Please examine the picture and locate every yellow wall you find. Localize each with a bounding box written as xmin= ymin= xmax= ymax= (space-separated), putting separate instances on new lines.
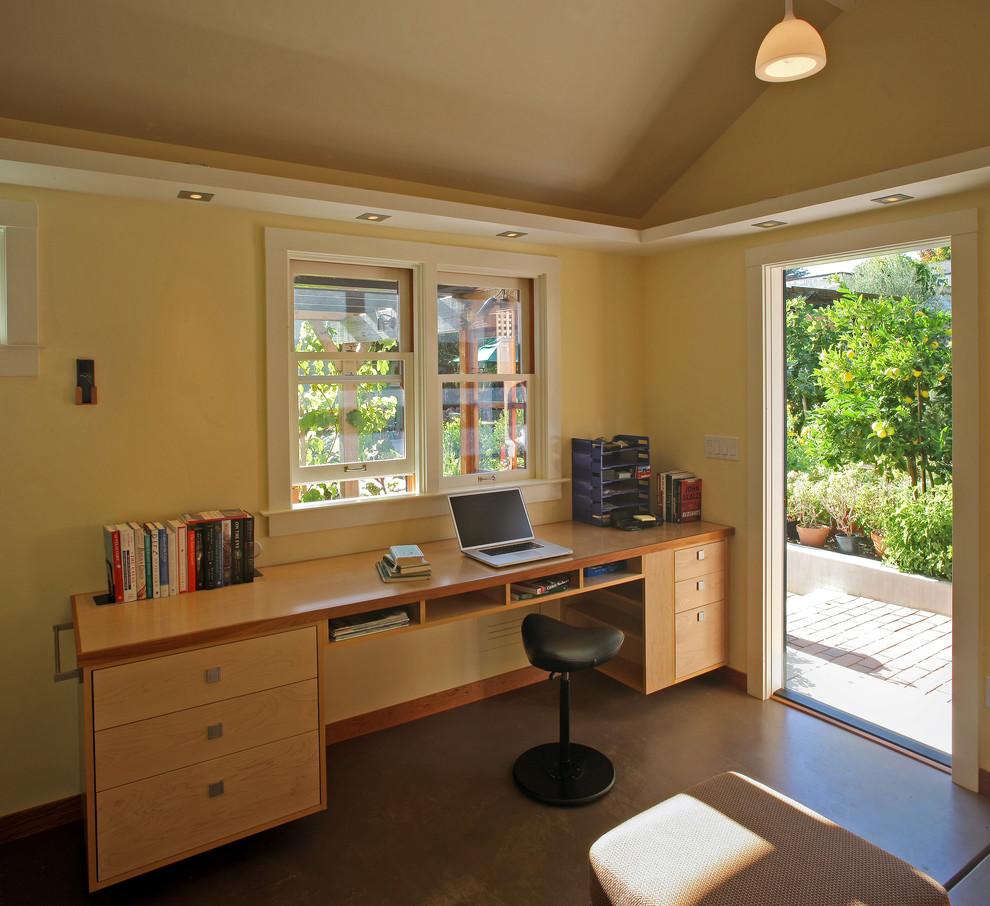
xmin=643 ymin=188 xmax=990 ymax=778
xmin=0 ymin=182 xmax=643 ymax=816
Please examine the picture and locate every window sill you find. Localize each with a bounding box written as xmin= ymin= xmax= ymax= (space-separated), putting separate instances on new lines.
xmin=264 ymin=478 xmax=569 ymax=537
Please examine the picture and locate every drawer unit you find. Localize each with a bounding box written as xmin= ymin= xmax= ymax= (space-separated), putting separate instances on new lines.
xmin=93 ymin=628 xmax=317 ymax=730
xmin=673 ymin=541 xmax=724 ymax=583
xmin=96 ymin=731 xmax=321 ymax=880
xmin=94 ymin=679 xmax=319 ymax=790
xmin=675 ymin=601 xmax=726 ymax=679
xmin=86 ymin=625 xmax=325 ymax=889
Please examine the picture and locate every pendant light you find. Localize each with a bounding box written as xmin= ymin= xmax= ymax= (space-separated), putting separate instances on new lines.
xmin=755 ymin=0 xmax=826 ymax=82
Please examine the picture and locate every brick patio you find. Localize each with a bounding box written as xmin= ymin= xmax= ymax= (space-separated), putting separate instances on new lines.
xmin=785 ymin=587 xmax=952 ymax=755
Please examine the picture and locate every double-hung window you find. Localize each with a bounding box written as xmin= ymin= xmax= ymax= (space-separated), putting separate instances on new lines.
xmin=265 ymin=228 xmax=561 ymax=534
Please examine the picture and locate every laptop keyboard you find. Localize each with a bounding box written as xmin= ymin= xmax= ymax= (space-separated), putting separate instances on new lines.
xmin=484 ymin=541 xmax=541 ymax=556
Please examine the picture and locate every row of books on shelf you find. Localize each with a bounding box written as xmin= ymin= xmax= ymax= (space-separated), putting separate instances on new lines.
xmin=657 ymin=471 xmax=702 ymax=523
xmin=375 ymin=544 xmax=432 ymax=582
xmin=102 ymin=509 xmax=255 ymax=603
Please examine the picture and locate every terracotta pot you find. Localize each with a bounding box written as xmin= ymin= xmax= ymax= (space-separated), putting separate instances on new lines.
xmin=871 ymin=530 xmax=886 ymax=558
xmin=796 ymin=525 xmax=830 ymax=548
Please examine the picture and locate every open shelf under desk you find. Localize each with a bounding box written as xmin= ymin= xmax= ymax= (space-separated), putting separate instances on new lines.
xmin=565 ymin=592 xmax=645 ymax=642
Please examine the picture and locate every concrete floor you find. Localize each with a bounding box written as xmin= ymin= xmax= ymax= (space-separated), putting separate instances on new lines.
xmin=2 ymin=673 xmax=989 ymax=905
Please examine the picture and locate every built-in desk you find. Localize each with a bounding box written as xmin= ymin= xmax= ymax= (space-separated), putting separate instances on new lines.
xmin=72 ymin=519 xmax=732 ymax=890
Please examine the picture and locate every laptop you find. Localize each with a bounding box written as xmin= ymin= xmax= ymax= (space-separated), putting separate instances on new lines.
xmin=447 ymin=487 xmax=573 ymax=568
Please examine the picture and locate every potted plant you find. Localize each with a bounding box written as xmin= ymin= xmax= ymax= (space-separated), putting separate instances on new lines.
xmin=788 ymin=472 xmax=829 ymax=547
xmin=855 ymin=471 xmax=904 ymax=559
xmin=821 ymin=467 xmax=862 ymax=554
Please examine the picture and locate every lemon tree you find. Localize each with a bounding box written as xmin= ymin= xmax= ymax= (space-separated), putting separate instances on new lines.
xmin=800 ymin=288 xmax=952 ymax=489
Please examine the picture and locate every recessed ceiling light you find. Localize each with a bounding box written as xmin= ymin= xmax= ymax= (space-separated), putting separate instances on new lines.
xmin=177 ymin=190 xmax=214 ymax=202
xmin=752 ymin=220 xmax=787 ymax=229
xmin=871 ymin=193 xmax=914 ymax=205
xmin=496 ymin=230 xmax=528 ymax=238
xmin=356 ymin=212 xmax=391 ymax=222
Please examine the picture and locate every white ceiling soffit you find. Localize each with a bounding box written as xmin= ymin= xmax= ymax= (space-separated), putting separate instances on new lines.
xmin=1 ymin=138 xmax=989 ymax=254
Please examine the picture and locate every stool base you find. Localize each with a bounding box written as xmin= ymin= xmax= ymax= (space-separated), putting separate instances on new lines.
xmin=513 ymin=743 xmax=615 ymax=805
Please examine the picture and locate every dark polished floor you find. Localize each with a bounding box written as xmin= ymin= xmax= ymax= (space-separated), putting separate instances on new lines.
xmin=3 ymin=672 xmax=990 ymax=905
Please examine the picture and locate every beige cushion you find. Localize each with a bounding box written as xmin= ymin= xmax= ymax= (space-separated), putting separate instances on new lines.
xmin=590 ymin=772 xmax=950 ymax=906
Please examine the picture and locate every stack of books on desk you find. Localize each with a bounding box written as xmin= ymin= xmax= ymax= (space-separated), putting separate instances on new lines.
xmin=329 ymin=607 xmax=411 ymax=641
xmin=375 ymin=544 xmax=432 ymax=582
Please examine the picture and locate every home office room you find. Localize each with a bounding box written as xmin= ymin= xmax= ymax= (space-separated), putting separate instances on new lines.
xmin=2 ymin=1 xmax=990 ymax=903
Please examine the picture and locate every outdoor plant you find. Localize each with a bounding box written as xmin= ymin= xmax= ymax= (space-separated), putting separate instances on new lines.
xmin=820 ymin=467 xmax=862 ymax=536
xmin=786 ymin=472 xmax=828 ymax=527
xmin=882 ymin=484 xmax=953 ymax=581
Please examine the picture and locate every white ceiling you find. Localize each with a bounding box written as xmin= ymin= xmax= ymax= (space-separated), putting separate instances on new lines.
xmin=0 ymin=0 xmax=858 ymax=221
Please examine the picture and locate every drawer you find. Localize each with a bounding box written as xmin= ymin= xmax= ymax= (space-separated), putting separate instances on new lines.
xmin=674 ymin=601 xmax=725 ymax=679
xmin=95 ymin=679 xmax=319 ymax=791
xmin=674 ymin=570 xmax=724 ymax=613
xmin=673 ymin=541 xmax=723 ymax=582
xmin=96 ymin=731 xmax=321 ymax=882
xmin=93 ymin=626 xmax=317 ymax=730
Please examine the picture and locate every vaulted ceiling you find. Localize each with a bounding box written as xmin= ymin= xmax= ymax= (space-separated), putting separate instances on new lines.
xmin=0 ymin=0 xmax=862 ymax=224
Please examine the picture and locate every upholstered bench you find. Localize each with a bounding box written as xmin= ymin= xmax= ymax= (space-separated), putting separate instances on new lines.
xmin=589 ymin=772 xmax=950 ymax=906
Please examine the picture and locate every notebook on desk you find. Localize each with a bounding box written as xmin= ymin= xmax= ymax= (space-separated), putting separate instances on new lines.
xmin=447 ymin=487 xmax=573 ymax=568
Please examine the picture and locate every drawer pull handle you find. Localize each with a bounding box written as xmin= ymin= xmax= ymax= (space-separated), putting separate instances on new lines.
xmin=697 ymin=611 xmax=706 ymax=622
xmin=207 ymin=722 xmax=224 ymax=740
xmin=205 ymin=667 xmax=222 ymax=684
xmin=208 ymin=780 xmax=225 ymax=798
xmin=697 ymin=550 xmax=706 ymax=560
xmin=697 ymin=580 xmax=705 ymax=591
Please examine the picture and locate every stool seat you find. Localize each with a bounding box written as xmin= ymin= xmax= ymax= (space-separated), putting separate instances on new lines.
xmin=514 ymin=613 xmax=624 ymax=805
xmin=521 ymin=613 xmax=624 ymax=674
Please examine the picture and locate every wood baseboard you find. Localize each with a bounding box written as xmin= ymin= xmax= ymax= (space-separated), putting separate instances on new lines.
xmin=0 ymin=795 xmax=83 ymax=845
xmin=717 ymin=665 xmax=748 ymax=692
xmin=326 ymin=665 xmax=545 ymax=744
xmin=980 ymin=768 xmax=990 ymax=798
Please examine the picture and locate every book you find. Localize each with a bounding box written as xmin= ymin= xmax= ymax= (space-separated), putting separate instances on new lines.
xmin=384 ymin=544 xmax=427 ymax=568
xmin=510 ymin=574 xmax=570 ymax=597
xmin=224 ymin=510 xmax=244 ymax=584
xmin=241 ymin=511 xmax=255 ymax=583
xmin=165 ymin=521 xmax=179 ymax=596
xmin=378 ymin=558 xmax=432 ymax=578
xmin=143 ymin=522 xmax=160 ymax=598
xmin=116 ymin=523 xmax=138 ymax=602
xmin=169 ymin=518 xmax=188 ymax=593
xmin=128 ymin=521 xmax=148 ymax=600
xmin=154 ymin=522 xmax=169 ymax=597
xmin=329 ymin=607 xmax=411 ymax=640
xmin=376 ymin=560 xmax=430 ymax=583
xmin=675 ymin=477 xmax=703 ymax=523
xmin=103 ymin=524 xmax=123 ymax=603
xmin=659 ymin=470 xmax=694 ymax=523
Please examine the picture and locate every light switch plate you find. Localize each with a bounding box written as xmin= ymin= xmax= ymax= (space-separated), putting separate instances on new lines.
xmin=704 ymin=435 xmax=739 ymax=460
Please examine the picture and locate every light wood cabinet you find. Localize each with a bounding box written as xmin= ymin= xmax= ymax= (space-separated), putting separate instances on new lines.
xmin=80 ymin=625 xmax=325 ymax=890
xmin=73 ymin=519 xmax=730 ymax=891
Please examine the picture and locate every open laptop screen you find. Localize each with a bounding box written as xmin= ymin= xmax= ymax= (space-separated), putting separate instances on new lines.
xmin=448 ymin=488 xmax=534 ymax=550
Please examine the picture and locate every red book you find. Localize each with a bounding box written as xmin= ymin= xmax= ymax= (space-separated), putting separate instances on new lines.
xmin=103 ymin=524 xmax=123 ymax=603
xmin=678 ymin=478 xmax=703 ymax=522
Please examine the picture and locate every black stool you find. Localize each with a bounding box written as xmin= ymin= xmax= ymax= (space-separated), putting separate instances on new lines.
xmin=513 ymin=612 xmax=624 ymax=805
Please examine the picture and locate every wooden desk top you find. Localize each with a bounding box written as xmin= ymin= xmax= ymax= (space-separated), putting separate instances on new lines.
xmin=72 ymin=520 xmax=733 ymax=667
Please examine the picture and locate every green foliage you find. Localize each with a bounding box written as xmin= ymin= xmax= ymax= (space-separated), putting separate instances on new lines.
xmin=842 ymin=253 xmax=947 ymax=308
xmin=787 ymin=472 xmax=828 ymax=527
xmin=819 ymin=466 xmax=863 ymax=535
xmin=785 ymin=296 xmax=837 ymax=439
xmin=882 ymin=485 xmax=953 ymax=580
xmin=800 ymin=288 xmax=952 ymax=487
xmin=441 ymin=410 xmax=523 ymax=477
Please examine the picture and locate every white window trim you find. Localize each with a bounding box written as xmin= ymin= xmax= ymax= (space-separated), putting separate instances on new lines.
xmin=264 ymin=227 xmax=563 ymax=536
xmin=745 ymin=209 xmax=979 ymax=791
xmin=0 ymin=200 xmax=41 ymax=376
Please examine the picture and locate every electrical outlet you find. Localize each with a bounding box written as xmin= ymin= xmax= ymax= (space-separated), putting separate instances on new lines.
xmin=704 ymin=435 xmax=740 ymax=460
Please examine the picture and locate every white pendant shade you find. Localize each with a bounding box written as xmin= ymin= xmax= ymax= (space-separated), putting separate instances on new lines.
xmin=756 ymin=1 xmax=826 ymax=82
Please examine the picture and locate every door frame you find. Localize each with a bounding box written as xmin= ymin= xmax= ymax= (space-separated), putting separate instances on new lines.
xmin=744 ymin=210 xmax=979 ymax=791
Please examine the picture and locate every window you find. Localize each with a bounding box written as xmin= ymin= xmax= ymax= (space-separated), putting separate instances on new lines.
xmin=0 ymin=200 xmax=40 ymax=376
xmin=265 ymin=228 xmax=562 ymax=534
xmin=438 ymin=274 xmax=533 ymax=483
